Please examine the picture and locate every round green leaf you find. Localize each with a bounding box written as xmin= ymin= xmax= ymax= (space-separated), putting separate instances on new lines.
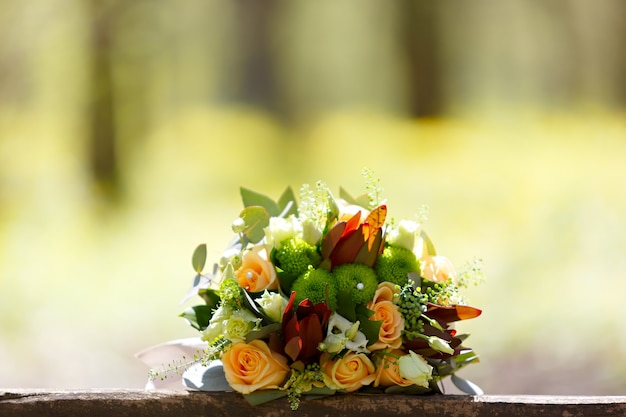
xmin=192 ymin=244 xmax=207 ymax=273
xmin=240 ymin=206 xmax=270 ymax=243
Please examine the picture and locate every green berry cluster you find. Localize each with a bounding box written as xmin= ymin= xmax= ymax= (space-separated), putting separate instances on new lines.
xmin=284 ymin=363 xmax=324 ymax=410
xmin=396 ymin=280 xmax=429 ymax=341
xmin=374 ymin=245 xmax=420 ymax=286
xmin=219 ymin=277 xmax=244 ymax=310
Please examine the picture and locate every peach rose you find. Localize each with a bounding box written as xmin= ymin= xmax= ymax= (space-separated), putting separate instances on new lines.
xmin=420 ymin=255 xmax=457 ymax=285
xmin=367 ymin=282 xmax=404 ymax=351
xmin=235 ymin=245 xmax=278 ymax=292
xmin=320 ymin=352 xmax=376 ymax=392
xmin=374 ymin=349 xmax=413 ymax=387
xmin=336 ymin=199 xmax=370 ymax=223
xmin=221 ymin=340 xmax=290 ymax=394
xmin=371 ymin=281 xmax=398 ymax=304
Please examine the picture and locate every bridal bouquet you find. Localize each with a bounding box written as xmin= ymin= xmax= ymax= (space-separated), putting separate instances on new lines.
xmin=150 ymin=171 xmax=483 ymax=409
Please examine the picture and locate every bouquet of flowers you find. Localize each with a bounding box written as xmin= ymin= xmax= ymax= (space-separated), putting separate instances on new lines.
xmin=148 ymin=172 xmax=483 ymax=409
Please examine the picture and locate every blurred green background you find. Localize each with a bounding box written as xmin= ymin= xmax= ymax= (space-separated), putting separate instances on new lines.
xmin=1 ymin=0 xmax=625 ymax=394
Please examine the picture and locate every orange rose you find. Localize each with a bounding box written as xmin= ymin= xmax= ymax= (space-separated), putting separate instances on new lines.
xmin=320 ymin=352 xmax=376 ymax=392
xmin=367 ymin=282 xmax=404 ymax=351
xmin=221 ymin=340 xmax=290 ymax=394
xmin=235 ymin=245 xmax=278 ymax=292
xmin=373 ymin=349 xmax=413 ymax=387
xmin=420 ymin=255 xmax=457 ymax=285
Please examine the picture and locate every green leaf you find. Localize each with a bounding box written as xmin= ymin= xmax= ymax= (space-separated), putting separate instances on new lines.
xmin=198 ymin=288 xmax=221 ymax=310
xmin=191 ymin=244 xmax=207 ymax=273
xmin=240 ymin=187 xmax=280 ymax=216
xmin=245 ymin=323 xmax=282 ymax=343
xmin=356 ymin=304 xmax=382 ymax=346
xmin=240 ymin=206 xmax=271 ymax=243
xmin=335 ymin=289 xmax=357 ymax=322
xmin=453 ymin=350 xmax=480 ymax=369
xmin=243 ymin=389 xmax=288 ymax=406
xmin=384 ymin=384 xmax=432 ymax=395
xmin=420 ymin=231 xmax=437 ymax=256
xmin=278 ymin=186 xmax=298 ymax=217
xmin=180 ymin=304 xmax=213 ymax=331
xmin=339 ymin=187 xmax=358 ymax=205
xmin=240 ymin=285 xmax=274 ymax=325
xmin=303 ymin=386 xmax=336 ymax=399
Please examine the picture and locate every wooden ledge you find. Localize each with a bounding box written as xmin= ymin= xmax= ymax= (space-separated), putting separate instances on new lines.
xmin=2 ymin=389 xmax=625 ymax=417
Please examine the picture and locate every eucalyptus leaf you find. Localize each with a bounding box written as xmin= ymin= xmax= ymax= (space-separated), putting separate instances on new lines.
xmin=339 ymin=187 xmax=358 ymax=205
xmin=240 ymin=206 xmax=270 ymax=243
xmin=180 ymin=273 xmax=211 ymax=304
xmin=277 ymin=186 xmax=298 ymax=217
xmin=191 ymin=244 xmax=207 ymax=273
xmin=240 ymin=187 xmax=281 ymax=216
xmin=451 ymin=374 xmax=484 ymax=395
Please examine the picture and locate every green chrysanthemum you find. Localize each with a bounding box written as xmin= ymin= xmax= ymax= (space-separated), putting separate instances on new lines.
xmin=374 ymin=245 xmax=419 ymax=286
xmin=291 ymin=268 xmax=337 ymax=310
xmin=274 ymin=238 xmax=321 ymax=278
xmin=333 ymin=263 xmax=378 ymax=305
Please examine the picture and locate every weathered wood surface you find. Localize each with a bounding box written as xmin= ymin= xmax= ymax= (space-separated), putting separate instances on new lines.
xmin=1 ymin=389 xmax=625 ymax=417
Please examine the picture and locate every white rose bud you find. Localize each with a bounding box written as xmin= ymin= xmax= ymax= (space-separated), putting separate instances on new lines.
xmin=231 ymin=217 xmax=246 ymax=234
xmin=398 ymin=351 xmax=433 ymax=388
xmin=427 ymin=336 xmax=454 ymax=355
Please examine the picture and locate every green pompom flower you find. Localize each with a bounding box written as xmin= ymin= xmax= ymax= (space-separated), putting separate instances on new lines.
xmin=274 ymin=238 xmax=322 ymax=278
xmin=374 ymin=245 xmax=419 ymax=286
xmin=291 ymin=268 xmax=337 ymax=310
xmin=333 ymin=263 xmax=378 ymax=305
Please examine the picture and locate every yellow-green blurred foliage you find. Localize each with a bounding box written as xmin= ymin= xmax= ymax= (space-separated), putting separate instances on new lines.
xmin=1 ymin=0 xmax=625 ymax=394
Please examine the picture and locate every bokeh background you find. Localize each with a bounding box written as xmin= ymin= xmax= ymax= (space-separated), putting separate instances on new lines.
xmin=1 ymin=0 xmax=625 ymax=394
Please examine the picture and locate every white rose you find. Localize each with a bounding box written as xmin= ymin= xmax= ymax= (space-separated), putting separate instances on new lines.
xmin=301 ymin=218 xmax=322 ymax=246
xmin=387 ymin=219 xmax=420 ymax=251
xmin=264 ymin=216 xmax=302 ymax=250
xmin=255 ymin=290 xmax=288 ymax=323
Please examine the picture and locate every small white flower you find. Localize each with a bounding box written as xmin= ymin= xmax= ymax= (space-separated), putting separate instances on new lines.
xmin=321 ymin=313 xmax=369 ymax=354
xmin=223 ymin=309 xmax=260 ymax=342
